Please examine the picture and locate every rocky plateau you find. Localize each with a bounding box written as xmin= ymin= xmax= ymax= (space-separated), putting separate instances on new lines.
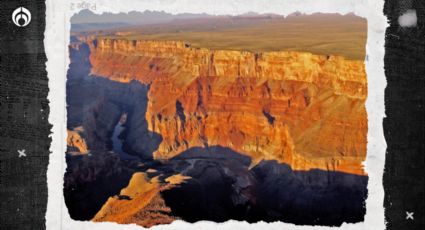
xmin=65 ymin=35 xmax=368 ymax=227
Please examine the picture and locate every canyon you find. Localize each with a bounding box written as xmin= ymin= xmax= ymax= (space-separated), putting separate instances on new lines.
xmin=85 ymin=37 xmax=367 ymax=175
xmin=65 ymin=30 xmax=368 ymax=227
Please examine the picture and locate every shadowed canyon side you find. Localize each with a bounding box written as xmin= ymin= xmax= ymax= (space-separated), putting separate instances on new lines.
xmin=65 ymin=13 xmax=368 ymax=228
xmin=84 ymin=38 xmax=367 ymax=175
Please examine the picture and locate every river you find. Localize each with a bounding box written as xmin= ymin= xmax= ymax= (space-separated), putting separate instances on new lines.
xmin=111 ymin=113 xmax=140 ymax=161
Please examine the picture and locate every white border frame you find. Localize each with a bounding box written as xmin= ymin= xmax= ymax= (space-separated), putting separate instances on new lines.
xmin=45 ymin=0 xmax=387 ymax=229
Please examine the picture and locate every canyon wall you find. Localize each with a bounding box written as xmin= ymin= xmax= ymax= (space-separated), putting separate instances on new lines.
xmin=67 ymin=128 xmax=88 ymax=154
xmin=84 ymin=37 xmax=367 ymax=175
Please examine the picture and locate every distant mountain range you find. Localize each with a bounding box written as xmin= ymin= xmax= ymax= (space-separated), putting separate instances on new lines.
xmin=71 ymin=10 xmax=213 ymax=31
xmin=71 ymin=10 xmax=358 ymax=32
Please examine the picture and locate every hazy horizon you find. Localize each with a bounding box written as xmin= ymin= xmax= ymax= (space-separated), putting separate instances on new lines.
xmin=70 ymin=10 xmax=366 ymax=60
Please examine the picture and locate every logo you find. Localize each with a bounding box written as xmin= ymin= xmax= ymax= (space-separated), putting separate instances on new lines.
xmin=12 ymin=7 xmax=31 ymax=27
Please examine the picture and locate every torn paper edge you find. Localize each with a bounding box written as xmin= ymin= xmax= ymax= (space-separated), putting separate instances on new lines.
xmin=45 ymin=0 xmax=388 ymax=229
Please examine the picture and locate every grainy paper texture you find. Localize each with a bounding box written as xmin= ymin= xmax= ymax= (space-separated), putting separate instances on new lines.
xmin=383 ymin=0 xmax=424 ymax=229
xmin=0 ymin=1 xmax=50 ymax=230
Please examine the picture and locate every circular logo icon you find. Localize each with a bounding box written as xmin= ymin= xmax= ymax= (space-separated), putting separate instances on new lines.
xmin=12 ymin=7 xmax=31 ymax=27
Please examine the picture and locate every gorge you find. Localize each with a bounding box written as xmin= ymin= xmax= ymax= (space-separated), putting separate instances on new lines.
xmin=65 ymin=31 xmax=368 ymax=227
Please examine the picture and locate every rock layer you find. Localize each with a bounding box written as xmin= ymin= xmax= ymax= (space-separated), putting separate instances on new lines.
xmin=82 ymin=37 xmax=367 ymax=175
xmin=67 ymin=127 xmax=88 ymax=154
xmin=92 ymin=172 xmax=180 ymax=227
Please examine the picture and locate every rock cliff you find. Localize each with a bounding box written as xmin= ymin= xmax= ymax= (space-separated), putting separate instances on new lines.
xmin=66 ymin=127 xmax=88 ymax=154
xmin=83 ymin=37 xmax=367 ymax=175
xmin=92 ymin=172 xmax=179 ymax=227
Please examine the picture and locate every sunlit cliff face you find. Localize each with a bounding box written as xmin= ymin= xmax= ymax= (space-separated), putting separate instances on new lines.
xmin=65 ymin=32 xmax=368 ymax=226
xmin=84 ymin=38 xmax=367 ymax=175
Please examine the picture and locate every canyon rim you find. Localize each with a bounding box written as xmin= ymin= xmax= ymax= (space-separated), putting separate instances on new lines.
xmin=64 ymin=11 xmax=368 ymax=228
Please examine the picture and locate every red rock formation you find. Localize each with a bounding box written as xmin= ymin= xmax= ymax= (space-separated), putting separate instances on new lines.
xmin=67 ymin=127 xmax=89 ymax=154
xmin=92 ymin=172 xmax=189 ymax=227
xmin=85 ymin=38 xmax=367 ymax=175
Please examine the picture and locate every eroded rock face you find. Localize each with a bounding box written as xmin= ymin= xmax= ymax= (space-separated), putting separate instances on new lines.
xmin=65 ymin=38 xmax=368 ymax=226
xmin=67 ymin=128 xmax=89 ymax=154
xmin=159 ymin=147 xmax=367 ymax=225
xmin=64 ymin=153 xmax=136 ymax=220
xmin=85 ymin=38 xmax=367 ymax=175
xmin=89 ymin=147 xmax=367 ymax=227
xmin=92 ymin=172 xmax=179 ymax=227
